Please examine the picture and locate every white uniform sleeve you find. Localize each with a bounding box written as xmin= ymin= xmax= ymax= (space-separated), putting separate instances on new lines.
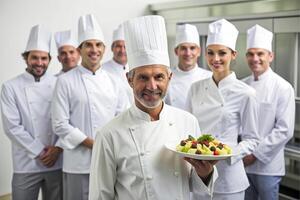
xmin=51 ymin=77 xmax=87 ymax=149
xmin=89 ymin=128 xmax=116 ymax=200
xmin=0 ymin=83 xmax=44 ymax=158
xmin=254 ymin=87 xmax=295 ymax=164
xmin=190 ymin=166 xmax=218 ymax=198
xmin=230 ymin=92 xmax=260 ymax=165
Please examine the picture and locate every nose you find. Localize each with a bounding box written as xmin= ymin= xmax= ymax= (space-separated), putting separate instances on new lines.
xmin=146 ymin=78 xmax=158 ymax=90
xmin=37 ymin=58 xmax=43 ymax=65
xmin=213 ymin=54 xmax=220 ymax=61
xmin=252 ymin=54 xmax=260 ymax=61
xmin=185 ymin=48 xmax=191 ymax=56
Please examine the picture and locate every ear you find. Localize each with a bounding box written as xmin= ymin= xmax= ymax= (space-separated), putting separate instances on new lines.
xmin=232 ymin=50 xmax=238 ymax=60
xmin=169 ymin=72 xmax=173 ymax=81
xmin=126 ymin=72 xmax=134 ymax=88
xmin=269 ymin=52 xmax=274 ymax=62
xmin=174 ymin=47 xmax=179 ymax=56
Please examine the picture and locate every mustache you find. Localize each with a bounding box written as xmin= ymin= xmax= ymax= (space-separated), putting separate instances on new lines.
xmin=142 ymin=89 xmax=161 ymax=95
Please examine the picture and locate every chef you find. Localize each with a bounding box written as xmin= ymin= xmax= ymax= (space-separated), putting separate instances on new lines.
xmin=51 ymin=14 xmax=130 ymax=200
xmin=186 ymin=19 xmax=260 ymax=200
xmin=89 ymin=15 xmax=218 ymax=200
xmin=1 ymin=24 xmax=62 ymax=200
xmin=54 ymin=29 xmax=80 ymax=76
xmin=243 ymin=24 xmax=295 ymax=200
xmin=102 ymin=24 xmax=133 ymax=103
xmin=165 ymin=24 xmax=211 ymax=110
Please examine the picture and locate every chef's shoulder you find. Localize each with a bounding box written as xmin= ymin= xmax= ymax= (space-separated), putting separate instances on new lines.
xmin=188 ymin=77 xmax=211 ymax=95
xmin=55 ymin=67 xmax=81 ymax=85
xmin=95 ymin=108 xmax=131 ymax=139
xmin=234 ymin=79 xmax=256 ymax=98
xmin=272 ymin=72 xmax=294 ymax=93
xmin=164 ymin=104 xmax=199 ymax=125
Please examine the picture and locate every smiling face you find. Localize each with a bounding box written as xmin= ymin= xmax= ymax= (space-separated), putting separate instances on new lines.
xmin=246 ymin=48 xmax=273 ymax=78
xmin=112 ymin=40 xmax=127 ymax=66
xmin=127 ymin=65 xmax=171 ymax=111
xmin=25 ymin=50 xmax=50 ymax=78
xmin=57 ymin=45 xmax=80 ymax=72
xmin=175 ymin=42 xmax=201 ymax=71
xmin=206 ymin=44 xmax=236 ymax=77
xmin=79 ymin=39 xmax=105 ymax=71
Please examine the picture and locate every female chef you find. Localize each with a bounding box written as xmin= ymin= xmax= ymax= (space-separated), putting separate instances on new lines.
xmin=186 ymin=19 xmax=260 ymax=200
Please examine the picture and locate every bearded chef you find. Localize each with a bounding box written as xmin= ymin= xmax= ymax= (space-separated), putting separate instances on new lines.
xmin=51 ymin=14 xmax=130 ymax=200
xmin=102 ymin=24 xmax=134 ymax=103
xmin=186 ymin=19 xmax=260 ymax=200
xmin=1 ymin=25 xmax=62 ymax=200
xmin=243 ymin=24 xmax=295 ymax=200
xmin=89 ymin=15 xmax=218 ymax=200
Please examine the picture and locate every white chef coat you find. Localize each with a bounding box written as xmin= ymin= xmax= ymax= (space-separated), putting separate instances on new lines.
xmin=165 ymin=65 xmax=212 ymax=110
xmin=89 ymin=103 xmax=218 ymax=200
xmin=243 ymin=67 xmax=295 ymax=176
xmin=186 ymin=72 xmax=259 ymax=194
xmin=1 ymin=71 xmax=62 ymax=173
xmin=52 ymin=65 xmax=130 ymax=174
xmin=102 ymin=59 xmax=134 ymax=103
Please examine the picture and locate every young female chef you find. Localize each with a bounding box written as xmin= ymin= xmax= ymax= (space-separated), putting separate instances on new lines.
xmin=186 ymin=19 xmax=260 ymax=200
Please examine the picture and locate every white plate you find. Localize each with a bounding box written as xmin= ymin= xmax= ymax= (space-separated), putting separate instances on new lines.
xmin=165 ymin=143 xmax=233 ymax=160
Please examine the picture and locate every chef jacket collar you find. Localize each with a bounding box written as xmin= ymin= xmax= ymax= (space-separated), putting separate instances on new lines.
xmin=111 ymin=59 xmax=129 ymax=72
xmin=210 ymin=71 xmax=237 ymax=89
xmin=24 ymin=70 xmax=49 ymax=82
xmin=78 ymin=65 xmax=102 ymax=75
xmin=176 ymin=64 xmax=199 ymax=75
xmin=251 ymin=66 xmax=272 ymax=81
xmin=131 ymin=102 xmax=167 ymax=122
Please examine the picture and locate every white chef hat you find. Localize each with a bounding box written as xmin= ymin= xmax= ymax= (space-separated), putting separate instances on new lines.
xmin=175 ymin=24 xmax=200 ymax=47
xmin=54 ymin=30 xmax=78 ymax=50
xmin=206 ymin=19 xmax=239 ymax=51
xmin=123 ymin=15 xmax=170 ymax=71
xmin=112 ymin=24 xmax=124 ymax=42
xmin=247 ymin=24 xmax=273 ymax=52
xmin=78 ymin=14 xmax=105 ymax=46
xmin=25 ymin=24 xmax=51 ymax=53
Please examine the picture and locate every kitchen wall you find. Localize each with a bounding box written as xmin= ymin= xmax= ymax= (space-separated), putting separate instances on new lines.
xmin=0 ymin=0 xmax=175 ymax=196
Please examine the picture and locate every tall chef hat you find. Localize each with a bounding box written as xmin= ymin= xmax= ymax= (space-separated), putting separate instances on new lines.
xmin=78 ymin=14 xmax=105 ymax=46
xmin=247 ymin=24 xmax=273 ymax=52
xmin=112 ymin=24 xmax=125 ymax=42
xmin=54 ymin=30 xmax=78 ymax=50
xmin=206 ymin=19 xmax=239 ymax=51
xmin=25 ymin=24 xmax=51 ymax=53
xmin=175 ymin=24 xmax=200 ymax=47
xmin=123 ymin=15 xmax=170 ymax=71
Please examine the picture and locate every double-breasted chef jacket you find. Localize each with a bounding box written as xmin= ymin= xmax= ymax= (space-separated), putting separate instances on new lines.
xmin=243 ymin=67 xmax=295 ymax=176
xmin=1 ymin=71 xmax=62 ymax=173
xmin=165 ymin=65 xmax=212 ymax=110
xmin=186 ymin=72 xmax=260 ymax=194
xmin=51 ymin=65 xmax=130 ymax=174
xmin=89 ymin=103 xmax=218 ymax=200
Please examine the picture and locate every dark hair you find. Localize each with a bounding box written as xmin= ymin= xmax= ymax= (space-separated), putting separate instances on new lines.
xmin=21 ymin=51 xmax=52 ymax=61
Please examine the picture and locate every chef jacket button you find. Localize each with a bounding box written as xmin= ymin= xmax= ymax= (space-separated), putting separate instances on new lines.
xmin=174 ymin=171 xmax=179 ymax=177
xmin=131 ymin=128 xmax=134 ymax=131
xmin=169 ymin=122 xmax=173 ymax=126
xmin=140 ymin=152 xmax=145 ymax=156
xmin=221 ymin=104 xmax=224 ymax=107
xmin=146 ymin=175 xmax=153 ymax=180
